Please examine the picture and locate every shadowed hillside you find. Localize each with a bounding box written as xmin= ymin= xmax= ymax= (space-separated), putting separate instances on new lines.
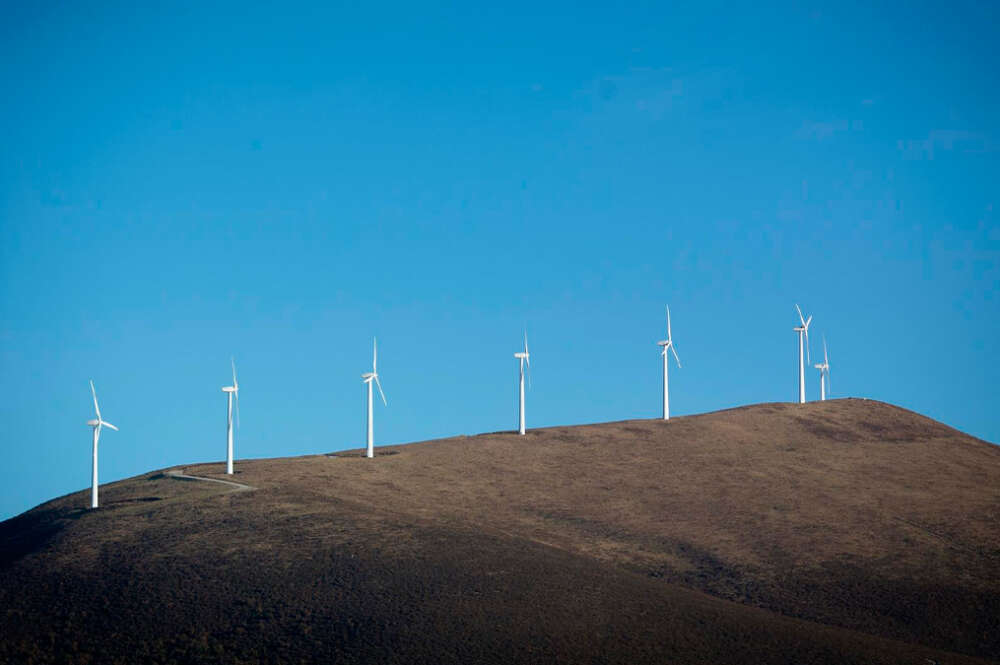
xmin=1 ymin=399 xmax=997 ymax=664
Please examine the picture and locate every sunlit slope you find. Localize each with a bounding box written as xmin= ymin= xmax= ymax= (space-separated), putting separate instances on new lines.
xmin=1 ymin=399 xmax=997 ymax=664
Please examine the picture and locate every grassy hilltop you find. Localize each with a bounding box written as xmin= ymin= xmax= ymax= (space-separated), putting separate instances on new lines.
xmin=1 ymin=398 xmax=998 ymax=664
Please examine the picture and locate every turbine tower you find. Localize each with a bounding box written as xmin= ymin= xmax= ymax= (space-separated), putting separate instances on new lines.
xmin=361 ymin=337 xmax=387 ymax=458
xmin=221 ymin=358 xmax=240 ymax=474
xmin=86 ymin=380 xmax=118 ymax=509
xmin=514 ymin=332 xmax=530 ymax=435
xmin=656 ymin=306 xmax=681 ymax=420
xmin=794 ymin=304 xmax=813 ymax=404
xmin=814 ymin=336 xmax=831 ymax=401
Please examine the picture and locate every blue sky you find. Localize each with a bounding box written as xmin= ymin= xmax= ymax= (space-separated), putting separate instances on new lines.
xmin=1 ymin=1 xmax=997 ymax=520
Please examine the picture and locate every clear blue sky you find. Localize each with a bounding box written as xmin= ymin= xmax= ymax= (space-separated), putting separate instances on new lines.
xmin=1 ymin=1 xmax=997 ymax=520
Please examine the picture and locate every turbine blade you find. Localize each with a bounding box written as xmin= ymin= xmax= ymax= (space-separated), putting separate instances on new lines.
xmin=373 ymin=337 xmax=377 ymax=373
xmin=805 ymin=315 xmax=812 ymax=329
xmin=805 ymin=328 xmax=810 ymax=364
xmin=235 ymin=388 xmax=241 ymax=429
xmin=823 ymin=336 xmax=829 ymax=365
xmin=100 ymin=421 xmax=119 ymax=431
xmin=231 ymin=356 xmax=238 ymax=390
xmin=670 ymin=343 xmax=681 ymax=368
xmin=795 ymin=304 xmax=805 ymax=326
xmin=523 ymin=330 xmax=529 ymax=367
xmin=374 ymin=375 xmax=387 ymax=406
xmin=90 ymin=380 xmax=101 ymax=421
xmin=666 ymin=305 xmax=672 ymax=341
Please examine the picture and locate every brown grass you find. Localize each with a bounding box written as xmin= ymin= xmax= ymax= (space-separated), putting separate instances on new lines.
xmin=1 ymin=398 xmax=997 ymax=664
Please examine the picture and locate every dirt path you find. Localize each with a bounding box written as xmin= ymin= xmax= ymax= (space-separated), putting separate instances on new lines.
xmin=166 ymin=469 xmax=255 ymax=492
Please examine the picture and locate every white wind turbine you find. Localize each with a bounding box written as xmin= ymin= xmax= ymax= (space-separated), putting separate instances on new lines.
xmin=656 ymin=306 xmax=681 ymax=420
xmin=514 ymin=332 xmax=531 ymax=435
xmin=361 ymin=337 xmax=387 ymax=458
xmin=794 ymin=304 xmax=813 ymax=404
xmin=221 ymin=358 xmax=240 ymax=474
xmin=814 ymin=336 xmax=831 ymax=401
xmin=86 ymin=380 xmax=119 ymax=509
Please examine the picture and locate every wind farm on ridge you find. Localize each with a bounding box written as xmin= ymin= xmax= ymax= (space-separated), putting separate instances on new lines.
xmin=83 ymin=304 xmax=835 ymax=490
xmin=9 ymin=298 xmax=998 ymax=665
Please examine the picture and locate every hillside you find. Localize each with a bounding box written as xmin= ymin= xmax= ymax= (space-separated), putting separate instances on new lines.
xmin=1 ymin=399 xmax=998 ymax=664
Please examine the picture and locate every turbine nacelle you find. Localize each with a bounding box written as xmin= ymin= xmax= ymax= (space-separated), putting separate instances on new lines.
xmin=87 ymin=381 xmax=119 ymax=431
xmin=362 ymin=338 xmax=387 ymax=406
xmin=658 ymin=307 xmax=681 ymax=367
xmin=515 ymin=331 xmax=531 ymax=389
xmin=816 ymin=335 xmax=832 ymax=397
xmin=794 ymin=305 xmax=812 ymax=330
xmin=515 ymin=331 xmax=530 ymax=363
xmin=794 ymin=304 xmax=812 ymax=364
xmin=226 ymin=357 xmax=241 ymax=428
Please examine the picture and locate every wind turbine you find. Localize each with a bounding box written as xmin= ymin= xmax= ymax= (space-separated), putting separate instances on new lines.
xmin=361 ymin=337 xmax=387 ymax=458
xmin=656 ymin=306 xmax=681 ymax=420
xmin=86 ymin=380 xmax=118 ymax=509
xmin=814 ymin=336 xmax=831 ymax=401
xmin=794 ymin=304 xmax=812 ymax=404
xmin=221 ymin=358 xmax=240 ymax=474
xmin=514 ymin=332 xmax=530 ymax=435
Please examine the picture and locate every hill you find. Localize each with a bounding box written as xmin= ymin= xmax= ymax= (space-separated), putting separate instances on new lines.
xmin=1 ymin=399 xmax=998 ymax=664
